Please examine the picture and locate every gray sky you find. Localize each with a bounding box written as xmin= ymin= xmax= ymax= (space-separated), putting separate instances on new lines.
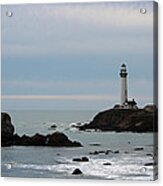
xmin=1 ymin=1 xmax=154 ymax=110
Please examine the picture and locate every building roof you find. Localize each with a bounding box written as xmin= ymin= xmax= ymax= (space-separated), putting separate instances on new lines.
xmin=121 ymin=64 xmax=126 ymax=67
xmin=126 ymin=99 xmax=137 ymax=105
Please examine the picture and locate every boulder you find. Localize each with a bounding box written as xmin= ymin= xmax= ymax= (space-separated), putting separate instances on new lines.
xmin=103 ymin=162 xmax=112 ymax=166
xmin=114 ymin=150 xmax=120 ymax=154
xmin=46 ymin=132 xmax=82 ymax=147
xmin=1 ymin=112 xmax=15 ymax=146
xmin=72 ymin=168 xmax=83 ymax=175
xmin=48 ymin=124 xmax=57 ymax=130
xmin=134 ymin=147 xmax=144 ymax=151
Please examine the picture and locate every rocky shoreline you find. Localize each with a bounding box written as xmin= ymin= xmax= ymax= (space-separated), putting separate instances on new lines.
xmin=1 ymin=112 xmax=82 ymax=147
xmin=78 ymin=105 xmax=158 ymax=132
xmin=1 ymin=106 xmax=158 ymax=146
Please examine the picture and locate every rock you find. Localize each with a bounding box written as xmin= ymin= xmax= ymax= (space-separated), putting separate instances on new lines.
xmin=46 ymin=132 xmax=82 ymax=147
xmin=99 ymin=150 xmax=106 ymax=154
xmin=144 ymin=162 xmax=157 ymax=166
xmin=73 ymin=157 xmax=89 ymax=162
xmin=81 ymin=157 xmax=89 ymax=161
xmin=134 ymin=147 xmax=144 ymax=151
xmin=48 ymin=124 xmax=57 ymax=130
xmin=89 ymin=143 xmax=101 ymax=146
xmin=103 ymin=162 xmax=112 ymax=166
xmin=114 ymin=150 xmax=120 ymax=154
xmin=1 ymin=112 xmax=82 ymax=147
xmin=89 ymin=151 xmax=99 ymax=155
xmin=1 ymin=112 xmax=15 ymax=146
xmin=13 ymin=133 xmax=21 ymax=145
xmin=78 ymin=106 xmax=158 ymax=132
xmin=146 ymin=153 xmax=153 ymax=157
xmin=29 ymin=133 xmax=47 ymax=146
xmin=73 ymin=158 xmax=81 ymax=162
xmin=72 ymin=168 xmax=83 ymax=175
xmin=15 ymin=132 xmax=82 ymax=147
xmin=14 ymin=132 xmax=82 ymax=147
xmin=18 ymin=135 xmax=32 ymax=146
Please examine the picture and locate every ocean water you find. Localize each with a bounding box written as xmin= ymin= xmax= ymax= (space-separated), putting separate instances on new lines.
xmin=1 ymin=110 xmax=157 ymax=180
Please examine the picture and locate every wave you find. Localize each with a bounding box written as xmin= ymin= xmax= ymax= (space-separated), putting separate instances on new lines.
xmin=10 ymin=156 xmax=153 ymax=180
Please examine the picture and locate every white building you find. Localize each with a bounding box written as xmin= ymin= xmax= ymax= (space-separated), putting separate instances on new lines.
xmin=119 ymin=64 xmax=138 ymax=109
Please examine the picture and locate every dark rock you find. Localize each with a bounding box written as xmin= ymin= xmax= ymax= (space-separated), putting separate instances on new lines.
xmin=81 ymin=157 xmax=89 ymax=162
xmin=106 ymin=149 xmax=113 ymax=153
xmin=29 ymin=133 xmax=47 ymax=146
xmin=89 ymin=143 xmax=101 ymax=146
xmin=14 ymin=132 xmax=82 ymax=147
xmin=48 ymin=124 xmax=57 ymax=130
xmin=105 ymin=151 xmax=109 ymax=155
xmin=73 ymin=157 xmax=89 ymax=162
xmin=114 ymin=150 xmax=120 ymax=154
xmin=134 ymin=147 xmax=144 ymax=151
xmin=46 ymin=132 xmax=82 ymax=147
xmin=78 ymin=106 xmax=158 ymax=132
xmin=73 ymin=158 xmax=81 ymax=162
xmin=144 ymin=162 xmax=157 ymax=166
xmin=18 ymin=135 xmax=32 ymax=146
xmin=1 ymin=113 xmax=15 ymax=146
xmin=72 ymin=168 xmax=83 ymax=175
xmin=146 ymin=153 xmax=153 ymax=157
xmin=13 ymin=133 xmax=21 ymax=145
xmin=98 ymin=150 xmax=106 ymax=154
xmin=1 ymin=112 xmax=82 ymax=147
xmin=103 ymin=162 xmax=112 ymax=166
xmin=89 ymin=151 xmax=99 ymax=155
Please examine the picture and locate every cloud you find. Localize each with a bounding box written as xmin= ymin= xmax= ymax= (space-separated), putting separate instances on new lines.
xmin=1 ymin=94 xmax=117 ymax=101
xmin=1 ymin=2 xmax=153 ymax=57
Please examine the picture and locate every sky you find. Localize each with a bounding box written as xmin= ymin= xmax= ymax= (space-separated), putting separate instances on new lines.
xmin=1 ymin=1 xmax=154 ymax=110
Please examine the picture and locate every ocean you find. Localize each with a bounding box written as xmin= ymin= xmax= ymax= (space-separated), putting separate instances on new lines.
xmin=1 ymin=110 xmax=156 ymax=180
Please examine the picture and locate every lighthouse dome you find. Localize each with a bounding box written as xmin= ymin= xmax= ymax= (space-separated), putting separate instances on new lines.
xmin=121 ymin=64 xmax=126 ymax=67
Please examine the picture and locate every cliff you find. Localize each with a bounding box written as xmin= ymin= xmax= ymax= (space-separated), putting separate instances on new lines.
xmin=1 ymin=112 xmax=15 ymax=146
xmin=79 ymin=107 xmax=158 ymax=132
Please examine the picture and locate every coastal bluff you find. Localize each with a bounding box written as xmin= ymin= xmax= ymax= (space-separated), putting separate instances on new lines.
xmin=1 ymin=112 xmax=82 ymax=147
xmin=78 ymin=106 xmax=158 ymax=132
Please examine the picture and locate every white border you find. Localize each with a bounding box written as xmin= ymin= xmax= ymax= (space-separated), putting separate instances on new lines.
xmin=0 ymin=0 xmax=162 ymax=186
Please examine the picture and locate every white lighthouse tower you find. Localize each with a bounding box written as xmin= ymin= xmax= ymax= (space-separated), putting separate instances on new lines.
xmin=120 ymin=64 xmax=128 ymax=105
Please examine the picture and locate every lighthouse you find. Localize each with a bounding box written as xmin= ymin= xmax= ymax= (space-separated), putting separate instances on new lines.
xmin=117 ymin=64 xmax=138 ymax=110
xmin=120 ymin=64 xmax=128 ymax=105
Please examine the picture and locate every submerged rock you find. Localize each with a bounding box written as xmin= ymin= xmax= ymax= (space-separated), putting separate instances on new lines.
xmin=72 ymin=168 xmax=83 ymax=175
xmin=134 ymin=147 xmax=144 ymax=151
xmin=144 ymin=162 xmax=157 ymax=166
xmin=114 ymin=150 xmax=120 ymax=154
xmin=73 ymin=157 xmax=89 ymax=162
xmin=1 ymin=113 xmax=15 ymax=146
xmin=89 ymin=143 xmax=101 ymax=146
xmin=48 ymin=124 xmax=57 ymax=130
xmin=103 ymin=162 xmax=112 ymax=166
